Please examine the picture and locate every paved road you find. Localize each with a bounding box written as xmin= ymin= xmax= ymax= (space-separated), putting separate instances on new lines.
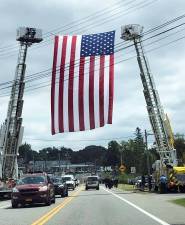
xmin=0 ymin=185 xmax=185 ymax=225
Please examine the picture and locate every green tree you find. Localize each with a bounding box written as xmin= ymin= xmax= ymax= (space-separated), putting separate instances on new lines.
xmin=134 ymin=127 xmax=145 ymax=174
xmin=104 ymin=141 xmax=120 ymax=168
xmin=18 ymin=143 xmax=37 ymax=163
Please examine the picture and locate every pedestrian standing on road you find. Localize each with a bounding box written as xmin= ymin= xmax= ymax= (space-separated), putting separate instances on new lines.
xmin=113 ymin=178 xmax=118 ymax=188
xmin=104 ymin=178 xmax=109 ymax=188
xmin=159 ymin=174 xmax=167 ymax=193
xmin=148 ymin=175 xmax=152 ymax=192
xmin=141 ymin=175 xmax=145 ymax=191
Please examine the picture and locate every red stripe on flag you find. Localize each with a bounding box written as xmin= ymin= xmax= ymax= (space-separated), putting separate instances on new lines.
xmin=99 ymin=55 xmax=105 ymax=127
xmin=68 ymin=36 xmax=77 ymax=132
xmin=78 ymin=57 xmax=85 ymax=131
xmin=51 ymin=36 xmax=59 ymax=135
xmin=108 ymin=54 xmax=114 ymax=124
xmin=89 ymin=56 xmax=95 ymax=129
xmin=58 ymin=36 xmax=67 ymax=133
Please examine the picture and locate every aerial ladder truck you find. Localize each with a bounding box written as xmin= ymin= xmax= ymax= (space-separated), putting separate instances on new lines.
xmin=0 ymin=27 xmax=42 ymax=198
xmin=121 ymin=24 xmax=185 ymax=193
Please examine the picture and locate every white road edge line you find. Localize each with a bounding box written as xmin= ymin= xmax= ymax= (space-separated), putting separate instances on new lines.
xmin=102 ymin=187 xmax=170 ymax=225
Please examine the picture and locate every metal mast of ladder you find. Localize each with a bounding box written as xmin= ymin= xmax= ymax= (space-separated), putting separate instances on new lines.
xmin=0 ymin=27 xmax=42 ymax=179
xmin=120 ymin=24 xmax=177 ymax=167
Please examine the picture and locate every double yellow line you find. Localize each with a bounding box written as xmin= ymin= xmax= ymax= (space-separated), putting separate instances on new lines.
xmin=31 ymin=187 xmax=82 ymax=225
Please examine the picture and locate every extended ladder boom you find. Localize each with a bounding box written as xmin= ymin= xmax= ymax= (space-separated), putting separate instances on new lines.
xmin=121 ymin=24 xmax=177 ymax=167
xmin=0 ymin=27 xmax=42 ymax=179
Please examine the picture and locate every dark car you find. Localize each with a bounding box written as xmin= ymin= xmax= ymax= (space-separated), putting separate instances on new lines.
xmin=52 ymin=177 xmax=68 ymax=197
xmin=11 ymin=173 xmax=55 ymax=208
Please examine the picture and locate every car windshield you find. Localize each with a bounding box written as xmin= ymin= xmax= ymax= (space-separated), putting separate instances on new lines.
xmin=52 ymin=178 xmax=63 ymax=183
xmin=17 ymin=176 xmax=46 ymax=185
xmin=87 ymin=177 xmax=98 ymax=181
xmin=63 ymin=177 xmax=72 ymax=181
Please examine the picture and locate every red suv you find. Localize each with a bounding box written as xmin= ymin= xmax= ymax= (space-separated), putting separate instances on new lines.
xmin=11 ymin=173 xmax=55 ymax=208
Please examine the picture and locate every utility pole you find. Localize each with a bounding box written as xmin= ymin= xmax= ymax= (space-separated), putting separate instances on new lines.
xmin=144 ymin=130 xmax=150 ymax=175
xmin=58 ymin=151 xmax=61 ymax=175
xmin=0 ymin=27 xmax=42 ymax=179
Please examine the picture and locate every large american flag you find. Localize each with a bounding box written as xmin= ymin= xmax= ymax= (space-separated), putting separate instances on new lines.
xmin=51 ymin=31 xmax=115 ymax=134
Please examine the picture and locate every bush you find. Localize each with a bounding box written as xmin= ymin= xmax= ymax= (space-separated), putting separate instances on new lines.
xmin=118 ymin=173 xmax=130 ymax=184
xmin=118 ymin=173 xmax=137 ymax=184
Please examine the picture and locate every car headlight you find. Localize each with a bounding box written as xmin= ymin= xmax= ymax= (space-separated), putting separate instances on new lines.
xmin=12 ymin=187 xmax=19 ymax=193
xmin=59 ymin=184 xmax=64 ymax=188
xmin=39 ymin=186 xmax=48 ymax=191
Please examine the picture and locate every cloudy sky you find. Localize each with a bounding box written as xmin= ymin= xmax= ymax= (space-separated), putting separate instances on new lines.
xmin=0 ymin=0 xmax=185 ymax=151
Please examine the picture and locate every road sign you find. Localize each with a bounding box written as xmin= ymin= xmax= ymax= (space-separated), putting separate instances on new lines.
xmin=130 ymin=167 xmax=136 ymax=174
xmin=119 ymin=164 xmax=126 ymax=172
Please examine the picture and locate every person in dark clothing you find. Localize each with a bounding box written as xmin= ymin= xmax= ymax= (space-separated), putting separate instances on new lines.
xmin=104 ymin=178 xmax=109 ymax=188
xmin=113 ymin=178 xmax=118 ymax=188
xmin=159 ymin=175 xmax=167 ymax=193
xmin=148 ymin=175 xmax=152 ymax=192
xmin=141 ymin=175 xmax=145 ymax=191
xmin=107 ymin=179 xmax=113 ymax=189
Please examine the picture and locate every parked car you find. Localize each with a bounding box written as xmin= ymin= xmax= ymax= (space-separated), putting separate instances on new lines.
xmin=135 ymin=175 xmax=149 ymax=189
xmin=76 ymin=179 xmax=80 ymax=186
xmin=11 ymin=173 xmax=55 ymax=208
xmin=134 ymin=176 xmax=142 ymax=188
xmin=86 ymin=176 xmax=99 ymax=190
xmin=52 ymin=177 xmax=68 ymax=197
xmin=62 ymin=175 xmax=75 ymax=190
xmin=74 ymin=178 xmax=80 ymax=187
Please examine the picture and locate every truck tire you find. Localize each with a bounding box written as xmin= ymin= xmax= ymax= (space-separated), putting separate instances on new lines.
xmin=65 ymin=190 xmax=68 ymax=197
xmin=45 ymin=196 xmax=51 ymax=206
xmin=52 ymin=195 xmax=56 ymax=204
xmin=12 ymin=201 xmax=18 ymax=208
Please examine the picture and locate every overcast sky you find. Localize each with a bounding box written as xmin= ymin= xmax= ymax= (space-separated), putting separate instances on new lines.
xmin=0 ymin=0 xmax=185 ymax=151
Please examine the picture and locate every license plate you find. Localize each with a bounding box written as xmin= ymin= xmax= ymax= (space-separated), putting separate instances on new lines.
xmin=25 ymin=198 xmax=32 ymax=202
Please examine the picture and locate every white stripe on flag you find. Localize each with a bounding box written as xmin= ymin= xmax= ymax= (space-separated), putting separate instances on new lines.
xmin=94 ymin=56 xmax=100 ymax=128
xmin=63 ymin=36 xmax=73 ymax=132
xmin=83 ymin=57 xmax=90 ymax=130
xmin=104 ymin=55 xmax=110 ymax=124
xmin=54 ymin=36 xmax=63 ymax=133
xmin=73 ymin=35 xmax=82 ymax=131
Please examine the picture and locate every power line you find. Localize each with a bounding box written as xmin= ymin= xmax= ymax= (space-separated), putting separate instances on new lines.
xmin=0 ymin=20 xmax=185 ymax=96
xmin=23 ymin=135 xmax=136 ymax=142
xmin=1 ymin=31 xmax=184 ymax=98
xmin=1 ymin=11 xmax=185 ymax=87
xmin=1 ymin=18 xmax=185 ymax=92
xmin=0 ymin=0 xmax=141 ymax=53
xmin=0 ymin=0 xmax=158 ymax=58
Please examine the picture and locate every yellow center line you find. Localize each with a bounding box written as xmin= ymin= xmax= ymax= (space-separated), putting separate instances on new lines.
xmin=31 ymin=186 xmax=83 ymax=225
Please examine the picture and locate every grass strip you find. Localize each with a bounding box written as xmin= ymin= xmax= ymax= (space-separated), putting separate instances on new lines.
xmin=118 ymin=184 xmax=135 ymax=191
xmin=171 ymin=198 xmax=185 ymax=207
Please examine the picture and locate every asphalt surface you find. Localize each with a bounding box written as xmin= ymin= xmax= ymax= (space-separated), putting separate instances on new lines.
xmin=0 ymin=185 xmax=185 ymax=225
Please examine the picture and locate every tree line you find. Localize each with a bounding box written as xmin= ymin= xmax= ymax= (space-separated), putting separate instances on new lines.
xmin=18 ymin=127 xmax=185 ymax=175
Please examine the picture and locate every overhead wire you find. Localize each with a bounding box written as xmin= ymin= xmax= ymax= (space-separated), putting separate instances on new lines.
xmin=0 ymin=19 xmax=185 ymax=97
xmin=1 ymin=16 xmax=185 ymax=92
xmin=0 ymin=0 xmax=158 ymax=58
xmin=0 ymin=0 xmax=131 ymax=51
xmin=1 ymin=10 xmax=185 ymax=89
xmin=23 ymin=135 xmax=136 ymax=142
xmin=1 ymin=30 xmax=185 ymax=98
xmin=0 ymin=0 xmax=141 ymax=54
